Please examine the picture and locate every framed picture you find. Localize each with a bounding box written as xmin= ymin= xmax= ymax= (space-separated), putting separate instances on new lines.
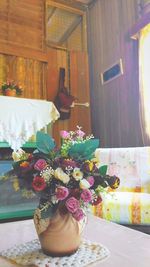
xmin=0 ymin=124 xmax=52 ymax=222
xmin=101 ymin=59 xmax=123 ymax=85
xmin=0 ymin=152 xmax=38 ymax=222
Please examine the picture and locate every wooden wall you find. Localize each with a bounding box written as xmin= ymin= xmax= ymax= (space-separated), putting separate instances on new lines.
xmin=0 ymin=0 xmax=46 ymax=60
xmin=88 ymin=0 xmax=143 ymax=147
xmin=0 ymin=0 xmax=47 ymax=99
xmin=47 ymin=47 xmax=91 ymax=145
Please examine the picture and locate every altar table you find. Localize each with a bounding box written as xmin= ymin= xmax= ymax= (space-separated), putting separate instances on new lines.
xmin=0 ymin=96 xmax=60 ymax=150
xmin=0 ymin=215 xmax=150 ymax=267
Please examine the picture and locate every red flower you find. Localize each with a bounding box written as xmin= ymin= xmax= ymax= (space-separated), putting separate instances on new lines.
xmin=32 ymin=176 xmax=46 ymax=192
xmin=91 ymin=195 xmax=102 ymax=206
xmin=61 ymin=159 xmax=77 ymax=169
xmin=28 ymin=154 xmax=33 ymax=161
xmin=69 ymin=189 xmax=81 ymax=199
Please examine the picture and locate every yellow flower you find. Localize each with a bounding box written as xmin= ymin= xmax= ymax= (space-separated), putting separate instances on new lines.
xmin=13 ymin=178 xmax=20 ymax=191
xmin=55 ymin=168 xmax=70 ymax=184
xmin=12 ymin=149 xmax=27 ymax=162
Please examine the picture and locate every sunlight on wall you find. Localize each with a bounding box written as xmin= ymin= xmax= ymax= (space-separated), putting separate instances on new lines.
xmin=139 ymin=23 xmax=150 ymax=136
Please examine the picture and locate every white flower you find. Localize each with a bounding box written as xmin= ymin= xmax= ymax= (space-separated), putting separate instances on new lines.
xmin=55 ymin=168 xmax=70 ymax=184
xmin=41 ymin=167 xmax=54 ymax=183
xmin=51 ymin=195 xmax=59 ymax=204
xmin=79 ymin=179 xmax=91 ymax=189
xmin=12 ymin=149 xmax=26 ymax=161
xmin=72 ymin=168 xmax=83 ymax=181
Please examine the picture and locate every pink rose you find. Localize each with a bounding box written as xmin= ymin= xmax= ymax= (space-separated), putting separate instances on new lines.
xmin=73 ymin=208 xmax=84 ymax=221
xmin=76 ymin=129 xmax=85 ymax=138
xmin=56 ymin=186 xmax=69 ymax=200
xmin=87 ymin=176 xmax=94 ymax=187
xmin=34 ymin=159 xmax=47 ymax=171
xmin=65 ymin=197 xmax=80 ymax=213
xmin=81 ymin=189 xmax=92 ymax=203
xmin=60 ymin=130 xmax=70 ymax=139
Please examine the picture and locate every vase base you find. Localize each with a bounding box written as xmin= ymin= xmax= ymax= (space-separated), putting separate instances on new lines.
xmin=42 ymin=247 xmax=79 ymax=257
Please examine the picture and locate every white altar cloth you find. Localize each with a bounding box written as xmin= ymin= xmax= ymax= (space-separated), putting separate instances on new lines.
xmin=0 ymin=96 xmax=60 ymax=150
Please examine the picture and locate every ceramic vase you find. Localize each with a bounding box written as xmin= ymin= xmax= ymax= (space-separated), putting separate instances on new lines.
xmin=5 ymin=89 xmax=16 ymax=96
xmin=34 ymin=208 xmax=86 ymax=257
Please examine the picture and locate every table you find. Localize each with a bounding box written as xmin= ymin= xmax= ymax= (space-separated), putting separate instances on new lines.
xmin=0 ymin=215 xmax=150 ymax=267
xmin=0 ymin=96 xmax=60 ymax=150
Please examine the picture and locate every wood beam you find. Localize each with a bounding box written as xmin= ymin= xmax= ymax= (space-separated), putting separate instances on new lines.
xmin=0 ymin=42 xmax=48 ymax=62
xmin=46 ymin=0 xmax=85 ymax=15
xmin=47 ymin=7 xmax=57 ymax=25
xmin=58 ymin=16 xmax=82 ymax=45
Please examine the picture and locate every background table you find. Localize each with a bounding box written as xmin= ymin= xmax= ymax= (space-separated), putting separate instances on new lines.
xmin=0 ymin=96 xmax=59 ymax=150
xmin=0 ymin=215 xmax=150 ymax=267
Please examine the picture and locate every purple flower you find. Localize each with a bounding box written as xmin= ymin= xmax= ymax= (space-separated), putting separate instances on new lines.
xmin=56 ymin=186 xmax=69 ymax=200
xmin=62 ymin=159 xmax=77 ymax=168
xmin=72 ymin=208 xmax=84 ymax=221
xmin=60 ymin=130 xmax=70 ymax=139
xmin=81 ymin=189 xmax=92 ymax=203
xmin=87 ymin=176 xmax=94 ymax=187
xmin=65 ymin=197 xmax=80 ymax=213
xmin=34 ymin=159 xmax=47 ymax=171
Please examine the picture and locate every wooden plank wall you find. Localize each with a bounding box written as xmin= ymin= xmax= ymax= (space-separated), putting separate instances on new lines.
xmin=0 ymin=0 xmax=47 ymax=99
xmin=0 ymin=0 xmax=45 ymax=54
xmin=47 ymin=48 xmax=91 ymax=145
xmin=47 ymin=47 xmax=69 ymax=145
xmin=69 ymin=51 xmax=91 ymax=135
xmin=88 ymin=0 xmax=143 ymax=147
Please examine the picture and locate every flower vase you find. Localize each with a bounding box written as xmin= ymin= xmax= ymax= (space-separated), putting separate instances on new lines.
xmin=5 ymin=89 xmax=16 ymax=96
xmin=34 ymin=209 xmax=86 ymax=257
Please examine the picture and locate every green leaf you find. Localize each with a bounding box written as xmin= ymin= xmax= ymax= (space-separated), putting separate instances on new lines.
xmin=36 ymin=131 xmax=55 ymax=154
xmin=68 ymin=139 xmax=99 ymax=160
xmin=99 ymin=165 xmax=108 ymax=176
xmin=40 ymin=204 xmax=58 ymax=219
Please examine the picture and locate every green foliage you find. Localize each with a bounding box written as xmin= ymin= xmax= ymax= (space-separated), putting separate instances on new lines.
xmin=36 ymin=131 xmax=55 ymax=154
xmin=99 ymin=165 xmax=108 ymax=175
xmin=40 ymin=203 xmax=58 ymax=219
xmin=68 ymin=139 xmax=99 ymax=160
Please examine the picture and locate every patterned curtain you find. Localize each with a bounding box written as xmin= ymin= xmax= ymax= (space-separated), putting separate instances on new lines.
xmin=139 ymin=24 xmax=150 ymax=144
xmin=0 ymin=54 xmax=47 ymax=99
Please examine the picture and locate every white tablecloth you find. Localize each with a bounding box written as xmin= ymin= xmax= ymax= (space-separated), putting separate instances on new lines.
xmin=0 ymin=96 xmax=60 ymax=150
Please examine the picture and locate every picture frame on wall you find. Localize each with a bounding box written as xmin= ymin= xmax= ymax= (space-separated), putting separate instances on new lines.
xmin=0 ymin=149 xmax=38 ymax=222
xmin=101 ymin=58 xmax=123 ymax=85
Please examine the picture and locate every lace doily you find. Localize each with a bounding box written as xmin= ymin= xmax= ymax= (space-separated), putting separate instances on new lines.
xmin=0 ymin=239 xmax=110 ymax=267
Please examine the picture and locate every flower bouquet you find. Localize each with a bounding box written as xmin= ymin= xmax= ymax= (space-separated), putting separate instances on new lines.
xmin=12 ymin=127 xmax=120 ymax=256
xmin=1 ymin=80 xmax=23 ymax=96
xmin=12 ymin=127 xmax=120 ymax=222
